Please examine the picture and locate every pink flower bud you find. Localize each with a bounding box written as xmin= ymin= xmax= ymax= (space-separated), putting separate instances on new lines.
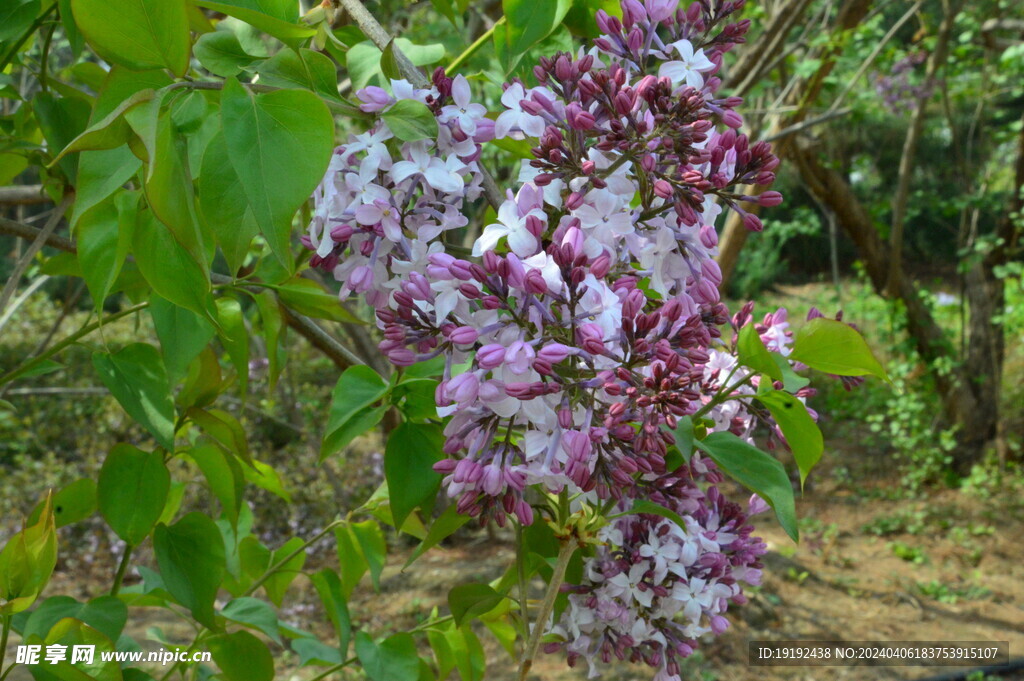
xmin=590 ymin=253 xmax=612 ymax=278
xmin=349 ymin=265 xmax=373 ymax=293
xmin=448 ymin=326 xmax=479 ymax=345
xmin=446 ymin=372 xmax=480 ymax=403
xmin=477 ymin=344 xmax=506 ymax=369
xmin=356 ymin=86 xmax=391 ymax=112
xmin=565 ymin=191 xmax=584 ymax=210
xmin=653 ymin=179 xmax=674 ymax=199
xmin=758 ymin=190 xmax=783 ymax=207
xmin=743 ymin=213 xmax=763 ymax=232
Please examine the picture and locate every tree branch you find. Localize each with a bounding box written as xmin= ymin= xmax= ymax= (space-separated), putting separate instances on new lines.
xmin=0 ymin=194 xmax=73 ymax=318
xmin=0 ymin=215 xmax=366 ymax=370
xmin=0 ymin=185 xmax=49 ymax=205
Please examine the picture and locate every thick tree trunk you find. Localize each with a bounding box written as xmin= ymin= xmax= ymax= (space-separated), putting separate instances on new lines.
xmin=717 ymin=0 xmax=874 ymax=287
xmin=792 ymin=129 xmax=1022 ymax=471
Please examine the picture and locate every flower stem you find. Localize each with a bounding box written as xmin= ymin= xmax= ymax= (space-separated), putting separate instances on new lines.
xmin=110 ymin=544 xmax=134 ymax=596
xmin=517 ymin=538 xmax=576 ymax=681
xmin=0 ymin=614 xmax=11 ymax=680
xmin=446 ymin=17 xmax=505 ymax=75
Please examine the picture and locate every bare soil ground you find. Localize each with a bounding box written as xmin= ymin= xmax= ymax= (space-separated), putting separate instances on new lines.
xmin=345 ymin=445 xmax=1024 ymax=681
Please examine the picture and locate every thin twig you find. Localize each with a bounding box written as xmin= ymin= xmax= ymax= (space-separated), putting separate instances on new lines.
xmin=517 ymin=539 xmax=576 ymax=681
xmin=1 ymin=216 xmax=366 ymax=370
xmin=0 ymin=193 xmax=73 ymax=319
xmin=764 ymin=107 xmax=852 ymax=142
xmin=0 ymin=185 xmax=48 ymax=205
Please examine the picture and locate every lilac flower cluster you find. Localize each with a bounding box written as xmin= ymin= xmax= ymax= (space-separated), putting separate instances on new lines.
xmin=547 ymin=456 xmax=768 ymax=678
xmin=874 ymin=51 xmax=934 ymax=115
xmin=306 ymin=0 xmax=797 ymax=676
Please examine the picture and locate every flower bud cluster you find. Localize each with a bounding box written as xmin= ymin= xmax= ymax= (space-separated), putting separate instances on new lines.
xmin=306 ymin=1 xmax=803 ymax=677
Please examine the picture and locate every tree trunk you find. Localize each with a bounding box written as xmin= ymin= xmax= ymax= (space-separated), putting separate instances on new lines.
xmin=717 ymin=0 xmax=874 ymax=287
xmin=792 ymin=127 xmax=1022 ymax=471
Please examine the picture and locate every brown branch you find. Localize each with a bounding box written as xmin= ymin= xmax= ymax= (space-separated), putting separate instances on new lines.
xmin=0 ymin=215 xmax=366 ymax=370
xmin=0 ymin=194 xmax=73 ymax=317
xmin=0 ymin=185 xmax=49 ymax=205
xmin=0 ymin=215 xmax=75 ymax=252
xmin=886 ymin=0 xmax=961 ymax=297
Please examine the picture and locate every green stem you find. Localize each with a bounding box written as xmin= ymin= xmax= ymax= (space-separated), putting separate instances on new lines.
xmin=110 ymin=544 xmax=134 ymax=596
xmin=517 ymin=539 xmax=575 ymax=681
xmin=0 ymin=5 xmax=57 ymax=71
xmin=0 ymin=614 xmax=11 ymax=680
xmin=445 ymin=17 xmax=505 ymax=74
xmin=514 ymin=520 xmax=529 ymax=641
xmin=0 ymin=302 xmax=149 ymax=387
xmin=692 ymin=374 xmax=755 ymax=421
xmin=306 ymin=656 xmax=357 ymax=681
xmin=242 ymin=518 xmax=345 ymax=597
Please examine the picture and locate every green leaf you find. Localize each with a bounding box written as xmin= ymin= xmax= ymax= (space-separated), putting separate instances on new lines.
xmin=75 ymin=192 xmax=136 ymax=312
xmin=194 ymin=30 xmax=263 ymax=77
xmin=489 ymin=134 xmax=536 ymax=159
xmin=153 ymin=512 xmax=226 ymax=628
xmin=496 ymin=0 xmax=571 ymax=71
xmin=0 ymin=494 xmax=56 ymax=614
xmin=23 ymin=595 xmax=127 ymax=643
xmin=188 ymin=407 xmax=252 ymax=467
xmin=355 ymin=632 xmax=420 ymax=681
xmin=310 ymin=568 xmax=352 ymax=657
xmin=71 ymin=147 xmax=141 ymax=227
xmin=189 ymin=443 xmax=245 ymax=528
xmin=198 ymin=131 xmax=260 ymax=274
xmin=33 ymin=92 xmax=91 ymax=182
xmin=97 ymin=444 xmax=169 ymax=546
xmin=403 ymin=504 xmax=470 ymax=570
xmin=219 ymin=77 xmax=334 ymax=267
xmin=132 ymin=209 xmax=217 ymax=321
xmin=430 ymin=0 xmax=457 ymax=27
xmin=221 ymin=597 xmax=281 ymax=644
xmin=70 ymin=0 xmax=190 ymax=75
xmin=243 ymin=459 xmax=291 ymax=502
xmin=610 ymin=499 xmax=689 ymax=533
xmin=694 ymin=432 xmax=798 ymax=542
xmin=272 ymin=277 xmax=362 ymax=323
xmin=333 ymin=525 xmax=368 ymax=600
xmin=348 ymin=520 xmax=385 ymax=592
xmin=255 ymin=48 xmax=341 ymax=101
xmin=385 ymin=423 xmax=443 ymax=529
xmin=51 ymin=89 xmax=155 ymax=163
xmin=263 ymin=536 xmax=306 ymax=607
xmin=144 ymin=110 xmax=212 ymax=269
xmin=382 ymin=99 xmax=439 ymax=142
xmin=756 ymin=391 xmax=823 ymax=488
xmin=345 ymin=39 xmax=445 ymax=89
xmin=150 ymin=295 xmax=216 ymax=386
xmin=737 ymin=323 xmax=783 ymax=381
xmin=253 ymin=292 xmax=283 ymax=388
xmin=28 ymin=478 xmax=96 ymax=529
xmin=37 ymin=617 xmax=120 ymax=681
xmin=321 ymin=365 xmax=390 ymax=461
xmin=92 ymin=344 xmax=176 ymax=451
xmin=769 ymin=352 xmax=810 ymax=393
xmin=0 ymin=0 xmax=40 ymax=42
xmin=669 ymin=414 xmax=694 ymax=467
xmin=448 ymin=583 xmax=504 ymax=626
xmin=208 ymin=630 xmax=275 ymax=681
xmin=194 ymin=0 xmax=316 ymax=44
xmin=789 ymin=318 xmax=888 ymax=381
xmin=215 ymin=297 xmax=251 ymax=397
xmin=292 ymin=638 xmax=343 ymax=666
